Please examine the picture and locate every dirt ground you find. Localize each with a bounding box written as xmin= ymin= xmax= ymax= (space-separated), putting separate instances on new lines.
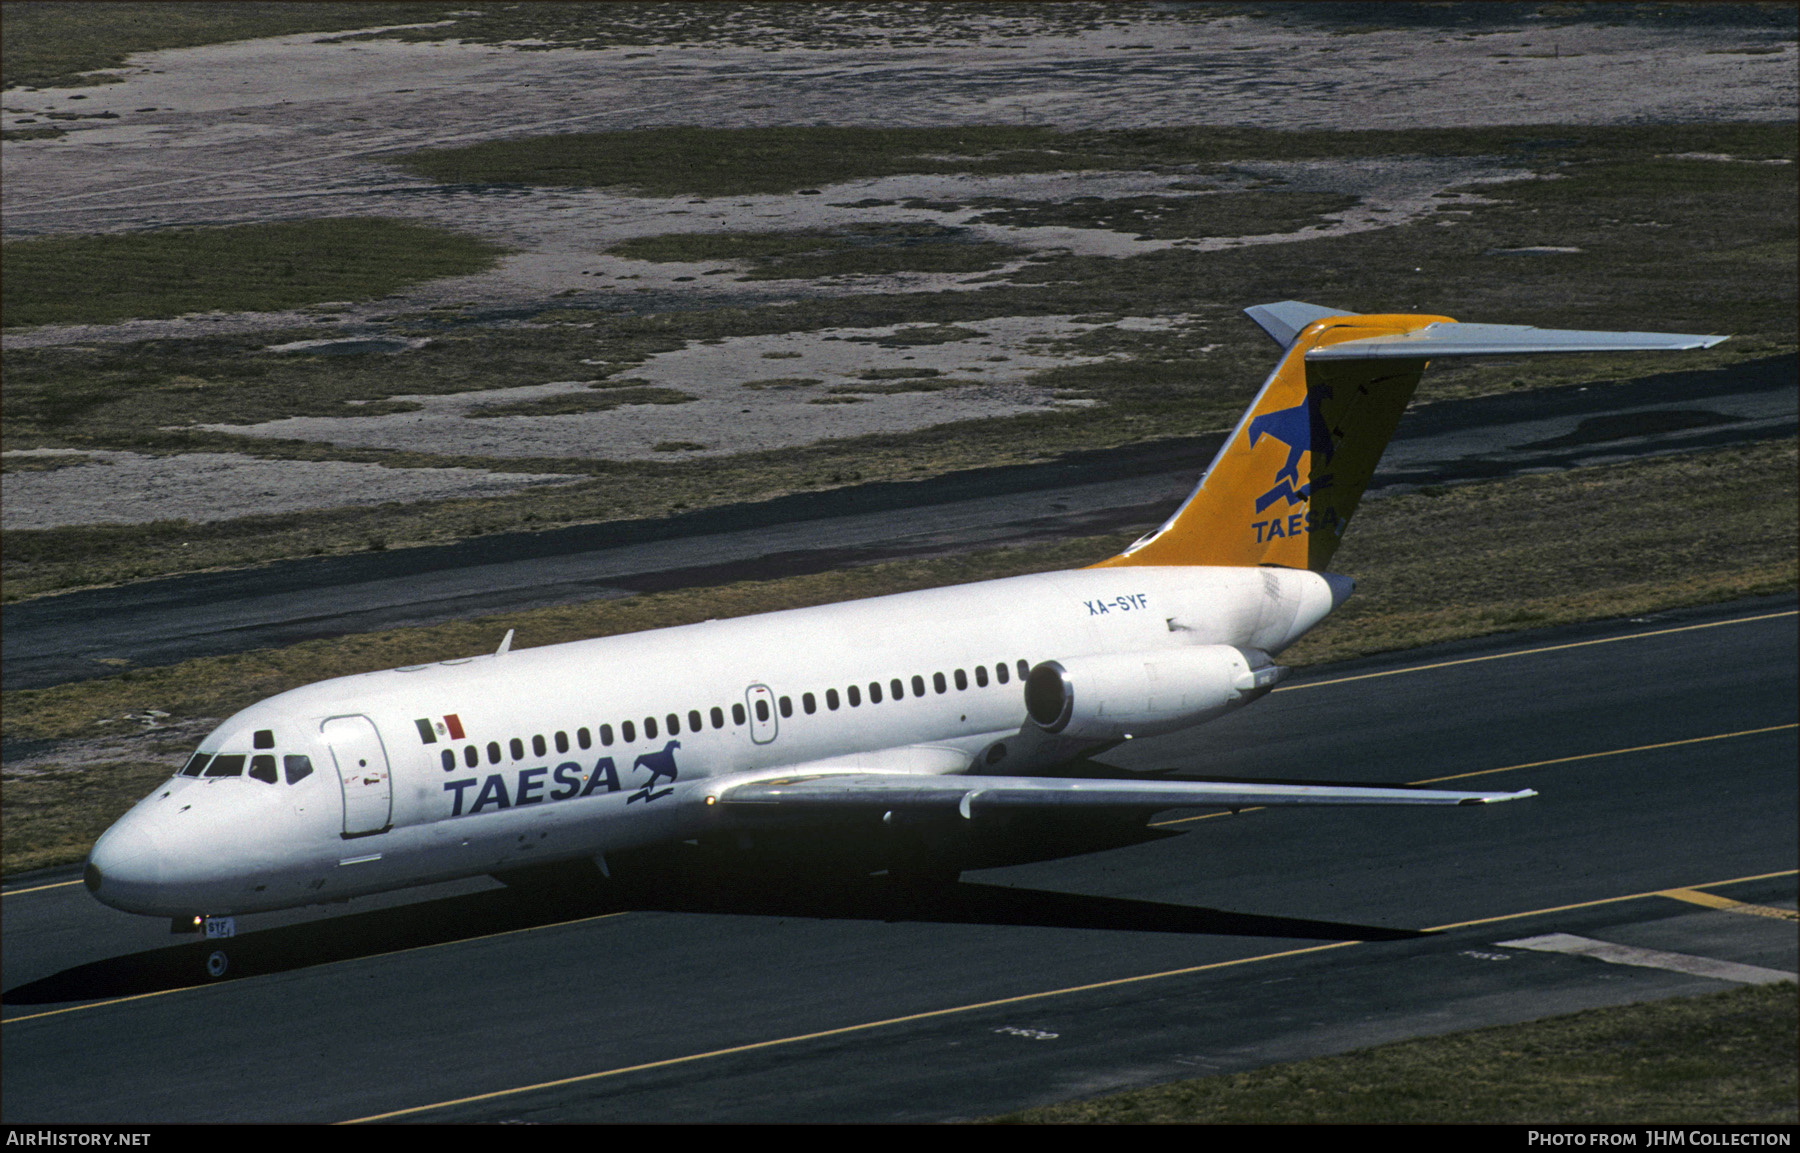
xmin=2 ymin=7 xmax=1793 ymax=527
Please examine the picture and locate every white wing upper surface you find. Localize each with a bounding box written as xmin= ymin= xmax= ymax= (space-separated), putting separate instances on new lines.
xmin=717 ymin=772 xmax=1536 ymax=816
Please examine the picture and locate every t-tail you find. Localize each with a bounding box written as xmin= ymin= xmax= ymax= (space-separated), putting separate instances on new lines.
xmin=1094 ymin=301 xmax=1726 ymax=572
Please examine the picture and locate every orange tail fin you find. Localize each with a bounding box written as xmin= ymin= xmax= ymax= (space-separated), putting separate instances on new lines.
xmin=1094 ymin=302 xmax=1725 ymax=572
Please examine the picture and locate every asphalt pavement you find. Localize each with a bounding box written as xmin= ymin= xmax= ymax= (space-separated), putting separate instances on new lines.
xmin=2 ymin=596 xmax=1793 ymax=1122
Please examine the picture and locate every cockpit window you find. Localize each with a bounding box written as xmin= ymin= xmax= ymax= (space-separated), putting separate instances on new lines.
xmin=249 ymin=755 xmax=278 ymax=784
xmin=180 ymin=753 xmax=212 ymax=777
xmin=204 ymin=754 xmax=246 ymax=778
xmin=253 ymin=729 xmax=275 ymax=749
xmin=284 ymin=755 xmax=313 ymax=785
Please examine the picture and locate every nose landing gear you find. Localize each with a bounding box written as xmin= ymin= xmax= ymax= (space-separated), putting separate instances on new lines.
xmin=171 ymin=915 xmax=237 ymax=979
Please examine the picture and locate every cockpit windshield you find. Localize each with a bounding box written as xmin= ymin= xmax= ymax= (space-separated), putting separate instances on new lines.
xmin=177 ymin=747 xmax=312 ymax=784
xmin=204 ymin=754 xmax=246 ymax=778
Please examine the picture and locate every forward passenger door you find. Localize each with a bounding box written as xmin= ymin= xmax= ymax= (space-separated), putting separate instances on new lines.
xmin=322 ymin=715 xmax=392 ymax=837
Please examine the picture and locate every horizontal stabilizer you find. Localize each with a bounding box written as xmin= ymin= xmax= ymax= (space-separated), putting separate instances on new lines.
xmin=1307 ymin=321 xmax=1727 ymax=361
xmin=719 ymin=772 xmax=1535 ymax=816
xmin=1244 ymin=300 xmax=1347 ymax=349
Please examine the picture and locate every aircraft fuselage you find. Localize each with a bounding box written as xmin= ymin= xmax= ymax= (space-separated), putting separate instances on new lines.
xmin=86 ymin=565 xmax=1341 ymax=918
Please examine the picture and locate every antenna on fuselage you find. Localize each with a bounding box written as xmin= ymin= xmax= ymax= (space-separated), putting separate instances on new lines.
xmin=496 ymin=628 xmax=514 ymax=657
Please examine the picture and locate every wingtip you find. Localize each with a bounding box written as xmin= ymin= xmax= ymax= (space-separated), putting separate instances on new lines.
xmin=1461 ymin=788 xmax=1538 ymax=805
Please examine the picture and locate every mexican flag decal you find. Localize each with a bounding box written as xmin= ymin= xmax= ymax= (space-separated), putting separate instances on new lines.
xmin=414 ymin=714 xmax=465 ymax=744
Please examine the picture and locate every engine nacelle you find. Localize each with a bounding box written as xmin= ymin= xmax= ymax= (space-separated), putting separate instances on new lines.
xmin=1024 ymin=646 xmax=1288 ymax=742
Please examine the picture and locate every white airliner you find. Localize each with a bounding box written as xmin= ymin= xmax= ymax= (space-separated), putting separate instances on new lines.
xmin=84 ymin=302 xmax=1724 ymax=963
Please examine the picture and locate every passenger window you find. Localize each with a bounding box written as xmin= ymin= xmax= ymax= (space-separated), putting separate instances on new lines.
xmin=249 ymin=755 xmax=278 ymax=784
xmin=975 ymin=665 xmax=988 ymax=688
xmin=826 ymin=688 xmax=840 ymax=711
xmin=933 ymin=672 xmax=946 ymax=694
xmin=600 ymin=724 xmax=614 ymax=747
xmin=253 ymin=729 xmax=274 ymax=750
xmin=803 ymin=692 xmax=817 ymax=715
xmin=912 ymin=675 xmax=925 ymax=697
xmin=779 ymin=696 xmax=792 ymax=718
xmin=848 ymin=685 xmax=861 ymax=707
xmin=464 ymin=745 xmax=479 ymax=768
xmin=996 ymin=662 xmax=1010 ymax=685
xmin=578 ymin=727 xmax=592 ymax=749
xmin=645 ymin=716 xmax=658 ymax=740
xmin=667 ymin=713 xmax=680 ymax=736
xmin=732 ymin=703 xmax=746 ymax=725
xmin=622 ymin=720 xmax=636 ymax=743
xmin=870 ymin=682 xmax=883 ymax=704
xmin=556 ymin=731 xmax=569 ymax=754
xmin=285 ymin=755 xmax=314 ymax=784
xmin=689 ymin=710 xmax=702 ymax=732
xmin=204 ymin=755 xmax=246 ymax=778
xmin=510 ymin=737 xmax=525 ymax=761
xmin=711 ymin=706 xmax=725 ymax=729
xmin=755 ymin=700 xmax=769 ymax=722
xmin=533 ymin=735 xmax=547 ymax=757
xmin=180 ymin=753 xmax=211 ymax=777
xmin=1017 ymin=660 xmax=1029 ymax=680
xmin=954 ymin=669 xmax=968 ymax=690
xmin=440 ymin=750 xmax=455 ymax=772
xmin=891 ymin=678 xmax=904 ymax=700
xmin=487 ymin=742 xmax=501 ymax=765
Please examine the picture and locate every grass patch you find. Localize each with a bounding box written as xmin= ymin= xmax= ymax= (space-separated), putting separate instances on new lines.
xmin=607 ymin=223 xmax=1023 ymax=279
xmin=0 ymin=452 xmax=107 ymax=473
xmin=329 ymin=2 xmax=1247 ymax=57
xmin=4 ymin=439 xmax=1793 ymax=874
xmin=739 ymin=377 xmax=822 ymax=390
xmin=829 ymin=380 xmax=960 ymax=395
xmin=846 ymin=324 xmax=989 ymax=346
xmin=859 ymin=368 xmax=943 ymax=380
xmin=968 ymin=191 xmax=1361 ymax=238
xmin=464 ymin=387 xmax=694 ymax=418
xmin=398 ymin=126 xmax=1124 ymax=197
xmin=2 ymin=761 xmax=178 ymax=875
xmin=2 ymin=125 xmax=1791 ymax=598
xmin=2 ymin=218 xmax=505 ymax=328
xmin=396 ymin=123 xmax=1799 ymax=198
xmin=0 ymin=2 xmax=457 ymax=90
xmin=995 ymin=983 xmax=1799 ymax=1124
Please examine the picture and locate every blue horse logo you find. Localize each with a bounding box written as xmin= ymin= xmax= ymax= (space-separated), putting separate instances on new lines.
xmin=1247 ymin=386 xmax=1334 ymax=513
xmin=627 ymin=740 xmax=680 ymax=803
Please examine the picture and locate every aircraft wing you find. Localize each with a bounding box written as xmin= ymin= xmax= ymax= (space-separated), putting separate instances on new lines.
xmin=715 ymin=772 xmax=1535 ymax=817
xmin=1305 ymin=321 xmax=1726 ymax=360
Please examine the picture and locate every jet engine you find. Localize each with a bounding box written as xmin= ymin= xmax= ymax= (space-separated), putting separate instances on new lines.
xmin=1024 ymin=646 xmax=1288 ymax=741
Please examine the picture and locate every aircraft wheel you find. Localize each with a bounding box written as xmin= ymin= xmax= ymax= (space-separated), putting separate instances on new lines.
xmin=205 ymin=950 xmax=229 ymax=980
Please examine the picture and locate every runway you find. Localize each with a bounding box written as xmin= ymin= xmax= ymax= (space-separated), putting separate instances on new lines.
xmin=3 ymin=596 xmax=1792 ymax=1122
xmin=3 ymin=353 xmax=1793 ymax=693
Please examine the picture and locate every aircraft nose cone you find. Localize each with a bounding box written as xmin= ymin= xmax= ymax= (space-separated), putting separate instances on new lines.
xmin=86 ymin=819 xmax=164 ymax=912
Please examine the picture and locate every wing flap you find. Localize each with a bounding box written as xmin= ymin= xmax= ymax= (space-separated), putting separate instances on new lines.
xmin=717 ymin=773 xmax=1535 ymax=815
